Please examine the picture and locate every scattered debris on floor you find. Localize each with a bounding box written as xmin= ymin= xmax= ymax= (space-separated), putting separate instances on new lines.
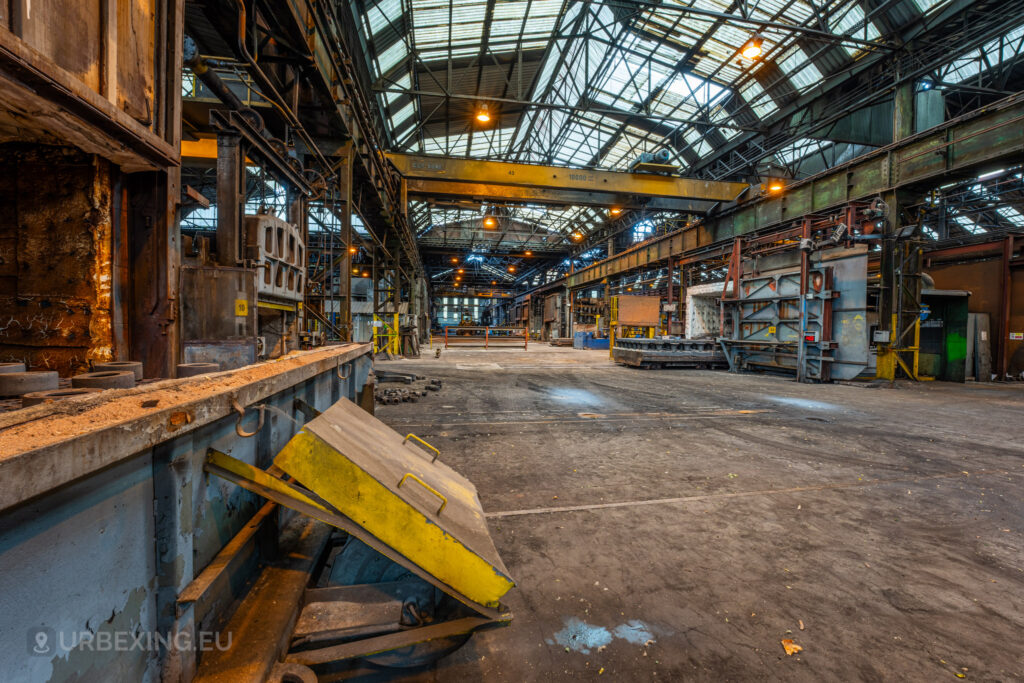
xmin=781 ymin=639 xmax=803 ymax=656
xmin=375 ymin=374 xmax=443 ymax=404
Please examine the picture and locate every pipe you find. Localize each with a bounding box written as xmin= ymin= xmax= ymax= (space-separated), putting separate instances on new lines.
xmin=234 ymin=0 xmax=329 ymax=171
xmin=183 ymin=36 xmax=246 ymax=111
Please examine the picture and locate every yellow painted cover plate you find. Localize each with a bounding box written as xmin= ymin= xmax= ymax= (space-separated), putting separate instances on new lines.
xmin=275 ymin=399 xmax=514 ymax=608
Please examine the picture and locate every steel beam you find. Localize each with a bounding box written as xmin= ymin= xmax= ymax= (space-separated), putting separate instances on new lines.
xmin=567 ymin=93 xmax=1024 ymax=289
xmin=404 ymin=179 xmax=717 ymax=212
xmin=387 ymin=154 xmax=749 ymax=205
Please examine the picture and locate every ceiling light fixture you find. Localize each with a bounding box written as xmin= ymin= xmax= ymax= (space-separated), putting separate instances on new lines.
xmin=349 ymin=246 xmax=357 ymax=254
xmin=483 ymin=216 xmax=497 ymax=228
xmin=741 ymin=33 xmax=763 ymax=60
xmin=476 ymin=104 xmax=491 ymax=123
xmin=610 ymin=207 xmax=622 ymax=216
xmin=525 ymin=250 xmax=532 ymax=256
xmin=767 ymin=180 xmax=784 ymax=193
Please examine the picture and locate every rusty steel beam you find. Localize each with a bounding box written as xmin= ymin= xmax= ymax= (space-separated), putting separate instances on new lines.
xmin=387 ymin=154 xmax=749 ymax=205
xmin=566 ymin=92 xmax=1024 ymax=289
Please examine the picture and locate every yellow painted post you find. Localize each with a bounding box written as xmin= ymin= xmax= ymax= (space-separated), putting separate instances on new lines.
xmin=392 ymin=313 xmax=400 ymax=355
xmin=912 ymin=317 xmax=921 ymax=379
xmin=875 ymin=313 xmax=897 ymax=380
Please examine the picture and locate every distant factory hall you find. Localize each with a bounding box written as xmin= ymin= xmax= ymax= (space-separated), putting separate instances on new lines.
xmin=0 ymin=0 xmax=1023 ymax=681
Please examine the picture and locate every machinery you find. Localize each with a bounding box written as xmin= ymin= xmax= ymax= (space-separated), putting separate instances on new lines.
xmin=716 ymin=211 xmax=874 ymax=382
xmin=614 ymin=337 xmax=727 ymax=369
xmin=180 ymin=209 xmax=305 ymax=370
xmin=246 ymin=212 xmax=305 ymax=358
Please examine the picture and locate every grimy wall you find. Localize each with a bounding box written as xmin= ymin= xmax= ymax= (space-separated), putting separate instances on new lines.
xmin=0 ymin=144 xmax=126 ymax=374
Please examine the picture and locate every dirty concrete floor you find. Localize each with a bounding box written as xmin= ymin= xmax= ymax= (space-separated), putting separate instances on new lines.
xmin=368 ymin=346 xmax=1024 ymax=681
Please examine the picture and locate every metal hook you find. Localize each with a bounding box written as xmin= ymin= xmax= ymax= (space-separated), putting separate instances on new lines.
xmin=336 ymin=360 xmax=351 ymax=379
xmin=231 ymin=397 xmax=266 ymax=438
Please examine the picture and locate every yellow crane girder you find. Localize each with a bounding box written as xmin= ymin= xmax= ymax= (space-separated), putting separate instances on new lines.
xmin=386 ymin=153 xmax=749 ymax=208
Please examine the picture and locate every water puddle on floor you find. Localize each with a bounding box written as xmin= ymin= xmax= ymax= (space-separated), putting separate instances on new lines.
xmin=546 ymin=387 xmax=604 ymax=406
xmin=548 ymin=617 xmax=656 ymax=654
xmin=765 ymin=396 xmax=841 ymax=411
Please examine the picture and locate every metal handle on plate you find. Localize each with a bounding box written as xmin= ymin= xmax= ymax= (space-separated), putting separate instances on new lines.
xmin=403 ymin=433 xmax=440 ymax=462
xmin=397 ymin=473 xmax=447 ymax=516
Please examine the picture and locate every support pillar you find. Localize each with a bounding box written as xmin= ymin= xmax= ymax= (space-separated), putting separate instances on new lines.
xmin=215 ymin=132 xmax=243 ymax=266
xmin=129 ymin=169 xmax=181 ymax=378
xmin=999 ymin=235 xmax=1014 ymax=379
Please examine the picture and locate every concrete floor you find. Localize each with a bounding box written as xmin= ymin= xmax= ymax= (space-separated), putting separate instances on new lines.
xmin=371 ymin=346 xmax=1024 ymax=681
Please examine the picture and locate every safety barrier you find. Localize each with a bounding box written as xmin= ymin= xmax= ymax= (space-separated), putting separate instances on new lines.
xmin=437 ymin=326 xmax=528 ymax=349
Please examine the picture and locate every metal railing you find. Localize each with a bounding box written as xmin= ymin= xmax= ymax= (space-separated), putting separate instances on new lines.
xmin=434 ymin=326 xmax=528 ymax=349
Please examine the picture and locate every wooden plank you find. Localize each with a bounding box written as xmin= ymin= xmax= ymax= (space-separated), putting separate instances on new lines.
xmin=285 ymin=616 xmax=495 ymax=667
xmin=117 ymin=0 xmax=155 ymax=124
xmin=0 ymin=18 xmax=174 ymax=170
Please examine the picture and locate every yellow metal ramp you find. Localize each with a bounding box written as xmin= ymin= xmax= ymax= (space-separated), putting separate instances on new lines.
xmin=205 ymin=398 xmax=514 ymax=619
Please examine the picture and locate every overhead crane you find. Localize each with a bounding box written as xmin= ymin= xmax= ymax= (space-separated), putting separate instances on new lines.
xmin=385 ymin=153 xmax=750 ymax=211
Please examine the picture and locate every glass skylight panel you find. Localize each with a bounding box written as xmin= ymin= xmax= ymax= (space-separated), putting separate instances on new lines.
xmin=632 ymin=219 xmax=655 ymax=243
xmin=550 ymin=118 xmax=608 ymax=167
xmin=750 ymin=0 xmax=814 ymax=25
xmin=422 ymin=134 xmax=468 ymax=156
xmin=779 ymin=47 xmax=824 ymax=91
xmin=710 ymin=105 xmax=738 ymax=140
xmin=364 ymin=0 xmax=403 ymax=38
xmin=412 ymin=0 xmax=485 ymax=59
xmin=775 ymin=138 xmax=826 ymax=164
xmin=469 ymin=128 xmax=515 ymax=157
xmin=668 ymin=73 xmax=725 ymax=107
xmin=390 ymin=102 xmax=416 ymax=131
xmin=740 ymin=79 xmax=778 ymax=117
xmin=377 ymin=40 xmax=408 ymax=75
xmin=997 ymin=206 xmax=1024 ymax=227
xmin=600 ymin=130 xmax=646 ymax=169
xmin=683 ymin=128 xmax=713 ymax=158
xmin=830 ymin=4 xmax=881 ymax=57
xmin=911 ymin=0 xmax=949 ymax=13
xmin=383 ymin=72 xmax=411 ymax=109
xmin=953 ymin=214 xmax=984 ymax=234
xmin=942 ymin=23 xmax=1024 ymax=83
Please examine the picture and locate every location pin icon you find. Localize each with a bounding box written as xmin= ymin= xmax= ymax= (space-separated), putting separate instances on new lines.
xmin=34 ymin=630 xmax=48 ymax=653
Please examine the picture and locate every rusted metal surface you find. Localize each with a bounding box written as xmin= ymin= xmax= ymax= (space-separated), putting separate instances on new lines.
xmin=0 ymin=343 xmax=370 ymax=512
xmin=0 ymin=145 xmax=120 ymax=376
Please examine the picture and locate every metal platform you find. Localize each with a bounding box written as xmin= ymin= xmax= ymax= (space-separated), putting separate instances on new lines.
xmin=613 ymin=337 xmax=727 ymax=369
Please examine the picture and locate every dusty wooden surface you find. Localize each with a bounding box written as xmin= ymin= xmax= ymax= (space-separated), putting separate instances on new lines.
xmin=0 ymin=344 xmax=369 ymax=511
